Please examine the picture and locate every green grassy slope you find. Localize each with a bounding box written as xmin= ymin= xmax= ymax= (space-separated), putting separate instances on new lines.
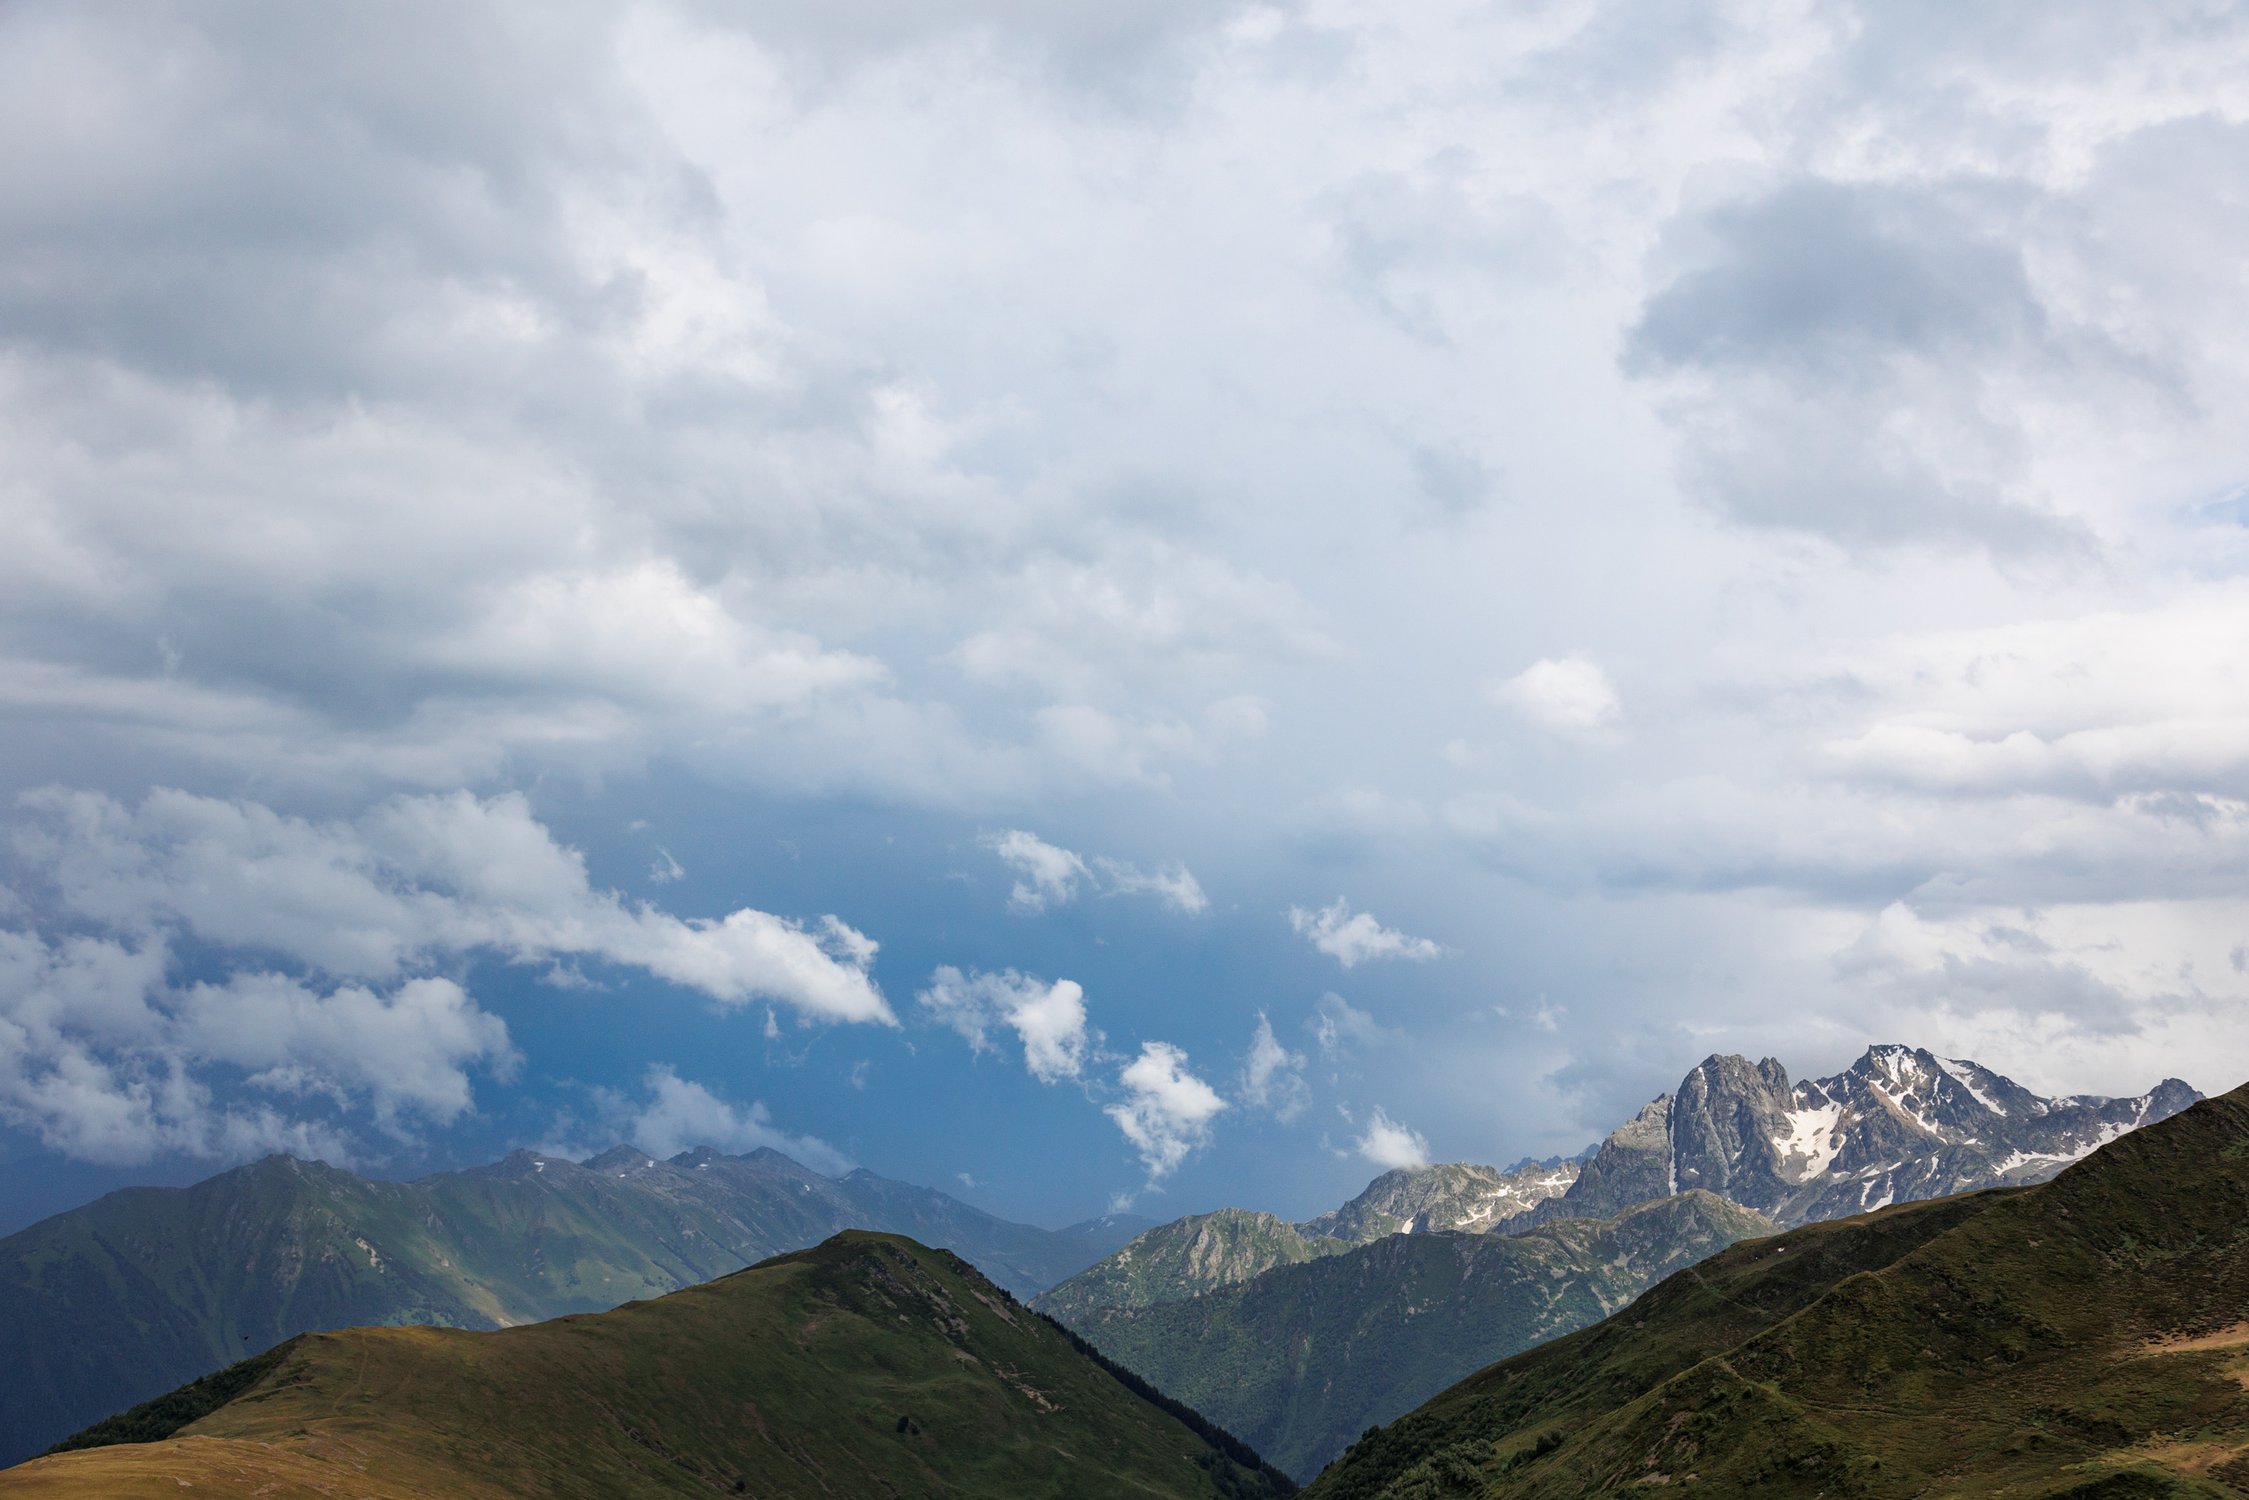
xmin=0 ymin=1146 xmax=1127 ymax=1465
xmin=1071 ymin=1191 xmax=1771 ymax=1481
xmin=0 ymin=1232 xmax=1295 ymax=1500
xmin=1305 ymin=1082 xmax=2249 ymax=1499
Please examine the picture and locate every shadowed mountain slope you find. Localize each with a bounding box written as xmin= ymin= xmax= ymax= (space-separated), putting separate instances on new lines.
xmin=1051 ymin=1047 xmax=2191 ymax=1337
xmin=1037 ymin=1162 xmax=1583 ymax=1325
xmin=0 ymin=1231 xmax=1295 ymax=1500
xmin=0 ymin=1144 xmax=1137 ymax=1466
xmin=1306 ymin=1080 xmax=2249 ymax=1499
xmin=1071 ymin=1191 xmax=1771 ymax=1481
xmin=1035 ymin=1209 xmax=1352 ymax=1325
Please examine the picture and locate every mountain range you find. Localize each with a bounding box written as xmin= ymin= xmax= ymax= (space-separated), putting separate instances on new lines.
xmin=1070 ymin=1191 xmax=1771 ymax=1480
xmin=1043 ymin=1045 xmax=2196 ymax=1326
xmin=1515 ymin=1045 xmax=2200 ymax=1231
xmin=0 ymin=1231 xmax=1295 ymax=1499
xmin=0 ymin=1141 xmax=1149 ymax=1467
xmin=0 ymin=1041 xmax=2202 ymax=1482
xmin=1306 ymin=1079 xmax=2249 ymax=1498
xmin=1032 ymin=1045 xmax=2196 ymax=1476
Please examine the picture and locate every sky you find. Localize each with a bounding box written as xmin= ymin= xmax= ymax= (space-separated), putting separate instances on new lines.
xmin=5 ymin=0 xmax=2249 ymax=1236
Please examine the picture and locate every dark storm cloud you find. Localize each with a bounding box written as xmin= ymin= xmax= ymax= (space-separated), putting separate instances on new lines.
xmin=0 ymin=2 xmax=678 ymax=403
xmin=1629 ymin=180 xmax=2045 ymax=378
xmin=1623 ymin=177 xmax=2126 ymax=550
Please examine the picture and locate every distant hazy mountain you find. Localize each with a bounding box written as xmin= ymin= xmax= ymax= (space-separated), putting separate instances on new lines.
xmin=4 ymin=1232 xmax=1293 ymax=1500
xmin=0 ymin=1144 xmax=1145 ymax=1467
xmin=1301 ymin=1160 xmax=1581 ymax=1240
xmin=1037 ymin=1160 xmax=1581 ymax=1323
xmin=1047 ymin=1045 xmax=2191 ymax=1332
xmin=1034 ymin=1208 xmax=1353 ymax=1324
xmin=1074 ymin=1191 xmax=1770 ymax=1481
xmin=1505 ymin=1044 xmax=2199 ymax=1231
xmin=1306 ymin=1081 xmax=2249 ymax=1499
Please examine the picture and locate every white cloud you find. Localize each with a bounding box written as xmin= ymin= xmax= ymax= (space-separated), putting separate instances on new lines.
xmin=1816 ymin=590 xmax=2249 ymax=801
xmin=1488 ymin=655 xmax=1623 ymax=739
xmin=1287 ymin=899 xmax=1443 ymax=967
xmin=917 ymin=966 xmax=1091 ymax=1083
xmin=985 ymin=829 xmax=1090 ymax=913
xmin=0 ymin=929 xmax=515 ymax=1166
xmin=1104 ymin=1040 xmax=1226 ymax=1183
xmin=1237 ymin=1011 xmax=1309 ymax=1123
xmin=3 ymin=0 xmax=2249 ymax=1180
xmin=1094 ymin=857 xmax=1210 ymax=915
xmin=14 ymin=787 xmax=893 ymax=1025
xmin=1356 ymin=1106 xmax=1430 ymax=1171
xmin=986 ymin=829 xmax=1208 ymax=915
xmin=617 ymin=1065 xmax=852 ymax=1175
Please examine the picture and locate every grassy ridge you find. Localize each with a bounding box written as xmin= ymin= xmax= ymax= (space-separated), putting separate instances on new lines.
xmin=1 ymin=1231 xmax=1295 ymax=1500
xmin=1305 ymin=1084 xmax=2249 ymax=1498
xmin=0 ymin=1146 xmax=1132 ymax=1465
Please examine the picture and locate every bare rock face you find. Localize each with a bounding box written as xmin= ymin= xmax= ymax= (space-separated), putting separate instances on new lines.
xmin=1500 ymin=1094 xmax=1675 ymax=1231
xmin=1301 ymin=1159 xmax=1580 ymax=1241
xmin=1501 ymin=1045 xmax=2196 ymax=1235
xmin=1758 ymin=1045 xmax=2200 ymax=1225
xmin=1666 ymin=1053 xmax=1800 ymax=1210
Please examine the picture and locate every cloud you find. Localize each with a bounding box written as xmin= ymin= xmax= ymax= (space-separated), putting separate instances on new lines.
xmin=1355 ymin=1106 xmax=1430 ymax=1170
xmin=1104 ymin=1040 xmax=1225 ymax=1182
xmin=616 ymin=1066 xmax=852 ymax=1175
xmin=0 ymin=928 xmax=516 ymax=1166
xmin=1093 ymin=857 xmax=1209 ymax=915
xmin=917 ymin=966 xmax=1091 ymax=1083
xmin=1287 ymin=899 xmax=1443 ymax=967
xmin=13 ymin=787 xmax=893 ymax=1024
xmin=1311 ymin=993 xmax=1391 ymax=1062
xmin=1237 ymin=1011 xmax=1309 ymax=1123
xmin=985 ymin=830 xmax=1091 ymax=913
xmin=986 ymin=829 xmax=1208 ymax=915
xmin=1623 ymin=175 xmax=2156 ymax=551
xmin=5 ymin=0 xmax=2249 ymax=1190
xmin=1489 ymin=655 xmax=1623 ymax=739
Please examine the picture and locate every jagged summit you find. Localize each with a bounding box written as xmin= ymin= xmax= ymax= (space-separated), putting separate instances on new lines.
xmin=1305 ymin=1081 xmax=2249 ymax=1499
xmin=1507 ymin=1043 xmax=2198 ymax=1232
xmin=1302 ymin=1159 xmax=1580 ymax=1241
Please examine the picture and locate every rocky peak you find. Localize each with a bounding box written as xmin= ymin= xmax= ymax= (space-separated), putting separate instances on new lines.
xmin=1498 ymin=1047 xmax=2202 ymax=1238
xmin=470 ymin=1148 xmax=562 ymax=1180
xmin=1666 ymin=1053 xmax=1802 ymax=1213
xmin=580 ymin=1145 xmax=660 ymax=1175
xmin=1302 ymin=1160 xmax=1580 ymax=1242
xmin=1502 ymin=1094 xmax=1675 ymax=1230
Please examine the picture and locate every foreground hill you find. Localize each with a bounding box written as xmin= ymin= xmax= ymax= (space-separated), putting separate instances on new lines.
xmin=1075 ymin=1192 xmax=1770 ymax=1480
xmin=1306 ymin=1080 xmax=2249 ymax=1499
xmin=0 ymin=1232 xmax=1293 ymax=1500
xmin=0 ymin=1143 xmax=1144 ymax=1466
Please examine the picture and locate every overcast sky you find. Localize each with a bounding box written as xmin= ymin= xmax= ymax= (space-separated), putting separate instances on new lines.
xmin=4 ymin=0 xmax=2249 ymax=1233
